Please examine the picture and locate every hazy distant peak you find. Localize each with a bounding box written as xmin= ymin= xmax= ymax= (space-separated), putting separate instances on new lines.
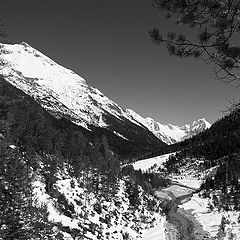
xmin=126 ymin=110 xmax=212 ymax=145
xmin=196 ymin=118 xmax=211 ymax=126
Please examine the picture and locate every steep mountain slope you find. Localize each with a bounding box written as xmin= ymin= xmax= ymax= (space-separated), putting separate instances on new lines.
xmin=0 ymin=78 xmax=164 ymax=161
xmin=0 ymin=78 xmax=166 ymax=240
xmin=126 ymin=109 xmax=211 ymax=144
xmin=0 ymin=42 xmax=166 ymax=155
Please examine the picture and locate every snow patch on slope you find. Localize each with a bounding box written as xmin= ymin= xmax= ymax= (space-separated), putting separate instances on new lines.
xmin=132 ymin=153 xmax=175 ymax=172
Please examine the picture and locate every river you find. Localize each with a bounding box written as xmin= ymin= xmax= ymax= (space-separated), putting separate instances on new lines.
xmin=154 ymin=183 xmax=213 ymax=240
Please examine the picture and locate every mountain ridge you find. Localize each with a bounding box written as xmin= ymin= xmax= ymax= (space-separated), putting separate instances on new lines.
xmin=126 ymin=108 xmax=211 ymax=144
xmin=0 ymin=41 xmax=210 ymax=148
xmin=0 ymin=42 xmax=166 ymax=157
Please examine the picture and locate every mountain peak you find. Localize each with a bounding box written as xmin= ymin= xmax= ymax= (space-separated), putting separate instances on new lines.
xmin=126 ymin=111 xmax=212 ymax=145
xmin=0 ymin=42 xmax=165 ymax=152
xmin=196 ymin=118 xmax=211 ymax=126
xmin=1 ymin=42 xmax=87 ymax=87
xmin=0 ymin=42 xmax=127 ymax=127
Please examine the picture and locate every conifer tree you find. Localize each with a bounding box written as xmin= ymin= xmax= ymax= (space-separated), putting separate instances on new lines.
xmin=150 ymin=0 xmax=240 ymax=111
xmin=0 ymin=121 xmax=59 ymax=240
xmin=0 ymin=139 xmax=30 ymax=239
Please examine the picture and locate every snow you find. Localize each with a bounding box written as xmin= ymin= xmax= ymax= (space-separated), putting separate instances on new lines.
xmin=8 ymin=144 xmax=17 ymax=149
xmin=132 ymin=153 xmax=174 ymax=172
xmin=181 ymin=194 xmax=222 ymax=237
xmin=162 ymin=185 xmax=193 ymax=198
xmin=171 ymin=178 xmax=203 ymax=189
xmin=1 ymin=42 xmax=86 ymax=89
xmin=191 ymin=118 xmax=211 ymax=131
xmin=181 ymin=193 xmax=240 ymax=239
xmin=133 ymin=153 xmax=202 ymax=190
xmin=142 ymin=217 xmax=166 ymax=240
xmin=0 ymin=42 xmax=141 ymax=130
xmin=126 ymin=109 xmax=211 ymax=145
xmin=32 ymin=179 xmax=80 ymax=229
xmin=0 ymin=42 xmax=211 ymax=145
xmin=134 ymin=152 xmax=240 ymax=239
xmin=113 ymin=131 xmax=129 ymax=141
xmin=32 ymin=172 xmax=166 ymax=240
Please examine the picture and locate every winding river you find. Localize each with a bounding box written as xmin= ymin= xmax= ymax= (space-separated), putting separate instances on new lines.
xmin=154 ymin=183 xmax=213 ymax=240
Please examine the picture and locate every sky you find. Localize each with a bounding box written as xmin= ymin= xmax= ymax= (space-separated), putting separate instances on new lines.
xmin=1 ymin=0 xmax=239 ymax=125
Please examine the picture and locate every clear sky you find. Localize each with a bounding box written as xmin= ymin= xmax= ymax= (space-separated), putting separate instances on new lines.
xmin=1 ymin=0 xmax=239 ymax=125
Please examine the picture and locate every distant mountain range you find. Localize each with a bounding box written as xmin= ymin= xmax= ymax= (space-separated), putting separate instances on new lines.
xmin=126 ymin=109 xmax=211 ymax=144
xmin=0 ymin=42 xmax=210 ymax=149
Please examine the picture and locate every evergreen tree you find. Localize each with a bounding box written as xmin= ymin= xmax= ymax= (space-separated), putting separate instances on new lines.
xmin=150 ymin=0 xmax=240 ymax=90
xmin=0 ymin=139 xmax=30 ymax=239
xmin=100 ymin=135 xmax=120 ymax=199
xmin=125 ymin=180 xmax=140 ymax=208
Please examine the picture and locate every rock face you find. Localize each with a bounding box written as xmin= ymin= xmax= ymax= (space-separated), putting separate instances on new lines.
xmin=0 ymin=42 xmax=165 ymax=151
xmin=126 ymin=109 xmax=211 ymax=145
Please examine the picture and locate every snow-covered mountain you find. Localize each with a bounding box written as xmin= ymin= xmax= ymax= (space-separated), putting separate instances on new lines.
xmin=126 ymin=109 xmax=211 ymax=145
xmin=0 ymin=42 xmax=164 ymax=150
xmin=0 ymin=41 xmax=209 ymax=148
xmin=0 ymin=42 xmax=131 ymax=128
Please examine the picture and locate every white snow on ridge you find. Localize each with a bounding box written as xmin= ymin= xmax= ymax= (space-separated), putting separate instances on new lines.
xmin=1 ymin=42 xmax=86 ymax=89
xmin=0 ymin=42 xmax=210 ymax=145
xmin=0 ymin=42 xmax=137 ymax=129
xmin=126 ymin=109 xmax=211 ymax=145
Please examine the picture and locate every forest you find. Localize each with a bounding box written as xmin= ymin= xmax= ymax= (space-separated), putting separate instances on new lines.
xmin=0 ymin=77 xmax=150 ymax=239
xmin=163 ymin=111 xmax=240 ymax=210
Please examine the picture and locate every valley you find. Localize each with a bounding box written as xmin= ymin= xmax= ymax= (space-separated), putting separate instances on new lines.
xmin=155 ymin=180 xmax=210 ymax=240
xmin=0 ymin=40 xmax=240 ymax=240
xmin=133 ymin=150 xmax=240 ymax=240
xmin=2 ymin=1 xmax=240 ymax=239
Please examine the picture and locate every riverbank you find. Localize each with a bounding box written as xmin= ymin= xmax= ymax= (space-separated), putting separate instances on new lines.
xmin=154 ymin=182 xmax=212 ymax=240
xmin=133 ymin=153 xmax=240 ymax=239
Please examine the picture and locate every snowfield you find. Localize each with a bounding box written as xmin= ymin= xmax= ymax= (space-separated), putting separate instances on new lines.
xmin=181 ymin=194 xmax=240 ymax=239
xmin=181 ymin=194 xmax=222 ymax=237
xmin=132 ymin=153 xmax=174 ymax=172
xmin=132 ymin=153 xmax=240 ymax=239
xmin=126 ymin=109 xmax=211 ymax=145
xmin=142 ymin=219 xmax=166 ymax=240
xmin=0 ymin=42 xmax=144 ymax=129
xmin=171 ymin=178 xmax=203 ymax=190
